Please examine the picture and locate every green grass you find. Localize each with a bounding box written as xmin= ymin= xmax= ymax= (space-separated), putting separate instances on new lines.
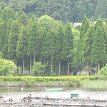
xmin=82 ymin=79 xmax=107 ymax=89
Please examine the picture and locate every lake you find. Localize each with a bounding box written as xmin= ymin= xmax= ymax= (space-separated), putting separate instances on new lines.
xmin=0 ymin=87 xmax=107 ymax=107
xmin=0 ymin=87 xmax=107 ymax=99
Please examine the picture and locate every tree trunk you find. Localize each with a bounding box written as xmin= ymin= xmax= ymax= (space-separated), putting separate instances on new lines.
xmin=29 ymin=56 xmax=32 ymax=75
xmin=67 ymin=59 xmax=70 ymax=75
xmin=22 ymin=58 xmax=25 ymax=74
xmin=97 ymin=63 xmax=100 ymax=75
xmin=19 ymin=66 xmax=21 ymax=75
xmin=89 ymin=64 xmax=92 ymax=75
xmin=84 ymin=64 xmax=87 ymax=72
xmin=58 ymin=60 xmax=61 ymax=76
xmin=33 ymin=55 xmax=36 ymax=63
xmin=43 ymin=58 xmax=46 ymax=72
xmin=50 ymin=56 xmax=53 ymax=75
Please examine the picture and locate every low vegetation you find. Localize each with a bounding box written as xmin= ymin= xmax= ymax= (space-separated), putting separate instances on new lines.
xmin=98 ymin=64 xmax=107 ymax=76
xmin=0 ymin=76 xmax=106 ymax=88
xmin=0 ymin=59 xmax=17 ymax=76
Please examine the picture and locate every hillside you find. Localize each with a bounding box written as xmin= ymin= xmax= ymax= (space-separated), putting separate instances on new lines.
xmin=1 ymin=0 xmax=107 ymax=22
xmin=0 ymin=0 xmax=107 ymax=76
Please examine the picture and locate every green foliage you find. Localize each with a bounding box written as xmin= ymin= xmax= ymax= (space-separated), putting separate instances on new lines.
xmin=99 ymin=64 xmax=107 ymax=75
xmin=68 ymin=79 xmax=81 ymax=87
xmin=8 ymin=20 xmax=20 ymax=59
xmin=2 ymin=7 xmax=15 ymax=21
xmin=1 ymin=0 xmax=107 ymax=23
xmin=83 ymin=25 xmax=94 ymax=64
xmin=0 ymin=76 xmax=105 ymax=87
xmin=78 ymin=17 xmax=90 ymax=64
xmin=32 ymin=62 xmax=45 ymax=75
xmin=92 ymin=19 xmax=106 ymax=65
xmin=28 ymin=21 xmax=38 ymax=56
xmin=0 ymin=0 xmax=107 ymax=76
xmin=54 ymin=26 xmax=64 ymax=59
xmin=16 ymin=26 xmax=28 ymax=58
xmin=0 ymin=52 xmax=3 ymax=58
xmin=62 ymin=23 xmax=73 ymax=60
xmin=0 ymin=59 xmax=17 ymax=76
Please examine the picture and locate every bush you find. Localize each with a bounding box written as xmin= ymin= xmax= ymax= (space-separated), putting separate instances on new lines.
xmin=68 ymin=79 xmax=81 ymax=87
xmin=68 ymin=81 xmax=75 ymax=87
xmin=99 ymin=64 xmax=107 ymax=76
xmin=32 ymin=62 xmax=45 ymax=76
xmin=0 ymin=59 xmax=17 ymax=76
xmin=0 ymin=76 xmax=106 ymax=87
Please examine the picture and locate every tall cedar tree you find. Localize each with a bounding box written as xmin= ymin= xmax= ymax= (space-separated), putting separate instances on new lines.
xmin=92 ymin=19 xmax=106 ymax=71
xmin=78 ymin=17 xmax=90 ymax=68
xmin=62 ymin=23 xmax=73 ymax=75
xmin=8 ymin=20 xmax=20 ymax=59
xmin=16 ymin=26 xmax=28 ymax=73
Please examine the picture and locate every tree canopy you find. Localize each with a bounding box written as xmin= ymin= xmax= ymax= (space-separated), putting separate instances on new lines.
xmin=1 ymin=0 xmax=107 ymax=22
xmin=0 ymin=1 xmax=107 ymax=76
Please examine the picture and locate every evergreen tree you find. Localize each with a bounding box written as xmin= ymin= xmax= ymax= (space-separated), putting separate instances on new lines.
xmin=62 ymin=23 xmax=73 ymax=75
xmin=16 ymin=26 xmax=28 ymax=73
xmin=83 ymin=25 xmax=95 ymax=74
xmin=92 ymin=19 xmax=106 ymax=72
xmin=0 ymin=19 xmax=8 ymax=57
xmin=8 ymin=20 xmax=20 ymax=59
xmin=55 ymin=26 xmax=64 ymax=75
xmin=28 ymin=21 xmax=40 ymax=74
xmin=78 ymin=17 xmax=90 ymax=68
xmin=2 ymin=6 xmax=15 ymax=22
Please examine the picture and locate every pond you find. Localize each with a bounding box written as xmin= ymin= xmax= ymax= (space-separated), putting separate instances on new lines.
xmin=0 ymin=87 xmax=107 ymax=99
xmin=0 ymin=86 xmax=43 ymax=92
xmin=0 ymin=87 xmax=107 ymax=107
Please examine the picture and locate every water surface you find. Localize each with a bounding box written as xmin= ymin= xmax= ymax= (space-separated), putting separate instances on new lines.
xmin=0 ymin=87 xmax=107 ymax=100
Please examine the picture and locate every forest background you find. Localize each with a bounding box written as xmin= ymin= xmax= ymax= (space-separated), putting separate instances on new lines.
xmin=0 ymin=0 xmax=107 ymax=76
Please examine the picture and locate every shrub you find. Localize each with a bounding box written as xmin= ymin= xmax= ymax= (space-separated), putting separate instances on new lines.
xmin=99 ymin=64 xmax=107 ymax=76
xmin=0 ymin=59 xmax=17 ymax=76
xmin=0 ymin=76 xmax=105 ymax=87
xmin=32 ymin=62 xmax=45 ymax=76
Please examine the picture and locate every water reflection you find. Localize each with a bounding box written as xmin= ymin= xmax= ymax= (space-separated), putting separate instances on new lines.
xmin=0 ymin=86 xmax=107 ymax=93
xmin=0 ymin=87 xmax=107 ymax=99
xmin=0 ymin=86 xmax=44 ymax=92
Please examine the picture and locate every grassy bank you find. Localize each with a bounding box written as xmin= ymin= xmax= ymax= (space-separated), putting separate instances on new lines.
xmin=82 ymin=79 xmax=107 ymax=89
xmin=0 ymin=76 xmax=107 ymax=88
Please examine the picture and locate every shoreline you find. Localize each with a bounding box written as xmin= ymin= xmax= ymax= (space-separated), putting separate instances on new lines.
xmin=0 ymin=76 xmax=107 ymax=88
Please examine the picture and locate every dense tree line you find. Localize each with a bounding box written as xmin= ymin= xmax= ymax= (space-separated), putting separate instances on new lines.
xmin=0 ymin=4 xmax=107 ymax=76
xmin=1 ymin=0 xmax=107 ymax=23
